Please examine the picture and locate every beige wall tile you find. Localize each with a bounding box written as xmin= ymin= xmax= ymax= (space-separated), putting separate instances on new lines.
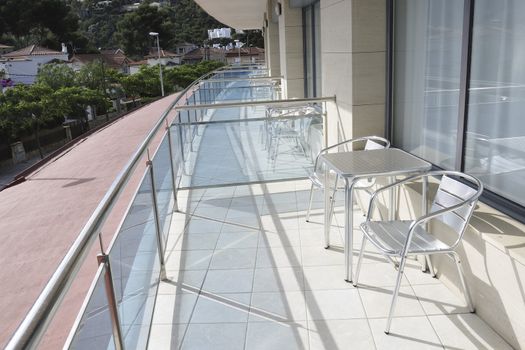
xmin=321 ymin=0 xmax=352 ymax=53
xmin=352 ymin=104 xmax=385 ymax=137
xmin=320 ymin=0 xmax=346 ymax=10
xmin=352 ymin=51 xmax=386 ymax=105
xmin=321 ymin=52 xmax=352 ymax=105
xmin=352 ymin=0 xmax=386 ymax=53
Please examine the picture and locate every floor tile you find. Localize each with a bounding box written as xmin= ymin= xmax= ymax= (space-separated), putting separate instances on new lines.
xmin=245 ymin=321 xmax=309 ymax=350
xmin=159 ymin=270 xmax=207 ymax=294
xmin=209 ymin=248 xmax=257 ymax=269
xmin=181 ymin=323 xmax=247 ymax=350
xmin=185 ymin=218 xmax=223 ymax=234
xmin=412 ymin=283 xmax=471 ymax=315
xmin=253 ymin=267 xmax=305 ymax=292
xmin=202 ymin=269 xmax=254 ymax=293
xmin=353 ymin=262 xmax=410 ymax=287
xmin=305 ymin=289 xmax=366 ymax=320
xmin=152 ymin=293 xmax=198 ymax=324
xmin=164 ymin=250 xmax=213 ymax=271
xmin=216 ymin=231 xmax=259 ymax=249
xmin=169 ymin=232 xmax=220 ymax=251
xmin=358 ymin=285 xmax=426 ymax=318
xmin=301 ymin=246 xmax=344 ymax=267
xmin=308 ymin=319 xmax=375 ymax=350
xmin=258 ymin=229 xmax=301 ymax=248
xmin=191 ymin=293 xmax=251 ymax=323
xmin=147 ymin=324 xmax=187 ymax=350
xmin=428 ymin=314 xmax=513 ymax=350
xmin=256 ymin=246 xmax=302 ymax=268
xmin=299 ymin=227 xmax=343 ymax=247
xmin=249 ymin=291 xmax=307 ymax=323
xmin=369 ymin=316 xmax=442 ymax=349
xmin=303 ymin=265 xmax=354 ymax=291
xmin=403 ymin=262 xmax=441 ymax=286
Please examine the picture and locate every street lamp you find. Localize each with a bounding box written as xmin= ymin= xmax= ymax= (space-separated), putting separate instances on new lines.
xmin=234 ymin=39 xmax=241 ymax=64
xmin=149 ymin=31 xmax=165 ymax=97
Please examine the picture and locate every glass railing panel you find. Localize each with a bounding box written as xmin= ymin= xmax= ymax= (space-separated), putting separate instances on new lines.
xmin=190 ymin=82 xmax=278 ymax=105
xmin=68 ymin=266 xmax=115 ymax=350
xmin=108 ymin=171 xmax=160 ymax=349
xmin=173 ymin=109 xmax=323 ymax=188
xmin=152 ymin=136 xmax=175 ymax=242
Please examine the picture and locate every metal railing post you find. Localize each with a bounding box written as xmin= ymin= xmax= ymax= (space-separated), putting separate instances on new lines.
xmin=96 ymin=253 xmax=124 ymax=350
xmin=146 ymin=150 xmax=167 ymax=281
xmin=96 ymin=234 xmax=124 ymax=350
xmin=165 ymin=120 xmax=179 ymax=212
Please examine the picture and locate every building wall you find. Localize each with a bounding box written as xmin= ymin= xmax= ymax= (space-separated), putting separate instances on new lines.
xmin=278 ymin=0 xmax=304 ymax=98
xmin=320 ymin=0 xmax=386 ymax=143
xmin=3 ymin=54 xmax=68 ymax=84
xmin=266 ymin=1 xmax=281 ymax=78
xmin=4 ymin=53 xmax=67 ymax=84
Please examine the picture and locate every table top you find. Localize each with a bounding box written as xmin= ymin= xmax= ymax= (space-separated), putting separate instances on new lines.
xmin=320 ymin=148 xmax=431 ymax=178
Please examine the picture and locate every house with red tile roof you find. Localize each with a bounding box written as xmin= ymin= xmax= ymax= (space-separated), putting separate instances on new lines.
xmin=70 ymin=49 xmax=133 ymax=74
xmin=0 ymin=44 xmax=68 ymax=84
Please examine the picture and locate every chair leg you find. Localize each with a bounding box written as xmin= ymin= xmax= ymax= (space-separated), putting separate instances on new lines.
xmin=327 ymin=175 xmax=339 ymax=228
xmin=426 ymin=255 xmax=436 ymax=277
xmin=353 ymin=236 xmax=367 ymax=287
xmin=306 ymin=183 xmax=315 ymax=222
xmin=385 ymin=255 xmax=408 ymax=334
xmin=452 ymin=252 xmax=475 ymax=313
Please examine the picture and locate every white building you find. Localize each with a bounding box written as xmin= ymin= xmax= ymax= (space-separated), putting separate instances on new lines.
xmin=207 ymin=28 xmax=232 ymax=40
xmin=0 ymin=45 xmax=68 ymax=85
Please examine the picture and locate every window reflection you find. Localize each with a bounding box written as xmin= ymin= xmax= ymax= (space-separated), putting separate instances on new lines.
xmin=465 ymin=0 xmax=525 ymax=206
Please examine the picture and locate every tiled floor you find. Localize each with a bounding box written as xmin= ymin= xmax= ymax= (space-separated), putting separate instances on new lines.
xmin=148 ymin=180 xmax=513 ymax=350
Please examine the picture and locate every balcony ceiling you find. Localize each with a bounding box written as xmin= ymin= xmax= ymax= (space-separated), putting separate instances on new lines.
xmin=194 ymin=0 xmax=266 ymax=30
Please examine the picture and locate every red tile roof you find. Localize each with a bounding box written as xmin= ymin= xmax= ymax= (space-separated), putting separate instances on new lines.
xmin=225 ymin=47 xmax=265 ymax=57
xmin=3 ymin=45 xmax=64 ymax=58
xmin=71 ymin=50 xmax=131 ymax=70
xmin=144 ymin=48 xmax=180 ymax=59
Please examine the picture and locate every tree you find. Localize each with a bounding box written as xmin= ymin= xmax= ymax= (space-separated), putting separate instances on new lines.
xmin=36 ymin=64 xmax=77 ymax=90
xmin=171 ymin=0 xmax=226 ymax=45
xmin=0 ymin=0 xmax=80 ymax=51
xmin=120 ymin=74 xmax=143 ymax=105
xmin=116 ymin=2 xmax=176 ymax=58
xmin=54 ymin=87 xmax=110 ymax=132
xmin=1 ymin=84 xmax=59 ymax=158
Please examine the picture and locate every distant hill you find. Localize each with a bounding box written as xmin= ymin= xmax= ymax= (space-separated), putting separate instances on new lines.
xmin=0 ymin=0 xmax=262 ymax=59
xmin=70 ymin=0 xmax=227 ymax=54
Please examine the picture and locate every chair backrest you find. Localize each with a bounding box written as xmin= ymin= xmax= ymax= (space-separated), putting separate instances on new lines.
xmin=364 ymin=139 xmax=386 ymax=150
xmin=430 ymin=174 xmax=481 ymax=242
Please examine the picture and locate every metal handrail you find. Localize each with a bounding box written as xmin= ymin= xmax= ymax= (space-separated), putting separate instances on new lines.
xmin=200 ymin=76 xmax=283 ymax=83
xmin=4 ymin=65 xmax=232 ymax=350
xmin=172 ymin=96 xmax=336 ymax=111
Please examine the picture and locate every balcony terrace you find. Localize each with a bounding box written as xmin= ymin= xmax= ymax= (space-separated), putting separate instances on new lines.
xmin=5 ymin=65 xmax=514 ymax=350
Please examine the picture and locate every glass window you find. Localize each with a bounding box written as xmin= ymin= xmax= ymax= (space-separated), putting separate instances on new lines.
xmin=313 ymin=1 xmax=321 ymax=96
xmin=303 ymin=1 xmax=321 ymax=98
xmin=303 ymin=6 xmax=314 ymax=97
xmin=464 ymin=0 xmax=525 ymax=206
xmin=393 ymin=0 xmax=464 ymax=169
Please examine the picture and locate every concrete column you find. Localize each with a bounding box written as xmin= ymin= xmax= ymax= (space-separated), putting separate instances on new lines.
xmin=278 ymin=0 xmax=304 ymax=98
xmin=265 ymin=4 xmax=281 ymax=77
xmin=321 ymin=0 xmax=385 ymax=142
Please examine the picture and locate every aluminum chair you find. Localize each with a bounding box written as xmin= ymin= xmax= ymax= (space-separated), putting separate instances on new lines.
xmin=354 ymin=170 xmax=483 ymax=334
xmin=305 ymin=136 xmax=390 ymax=223
xmin=266 ymin=105 xmax=321 ymax=162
